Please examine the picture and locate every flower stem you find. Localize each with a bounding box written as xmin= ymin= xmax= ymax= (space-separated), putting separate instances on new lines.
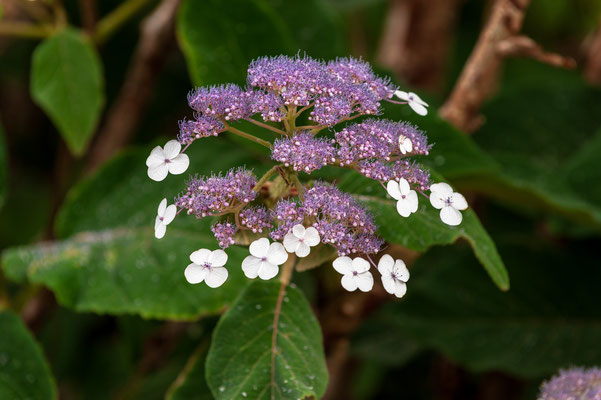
xmin=0 ymin=22 xmax=54 ymax=39
xmin=253 ymin=165 xmax=280 ymax=192
xmin=94 ymin=0 xmax=154 ymax=44
xmin=246 ymin=118 xmax=287 ymax=135
xmin=290 ymin=173 xmax=305 ymax=200
xmin=225 ymin=125 xmax=272 ymax=149
xmin=279 ymin=254 xmax=296 ymax=285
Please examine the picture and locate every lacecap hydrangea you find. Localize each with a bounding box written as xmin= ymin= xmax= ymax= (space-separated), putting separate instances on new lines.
xmin=146 ymin=55 xmax=468 ymax=297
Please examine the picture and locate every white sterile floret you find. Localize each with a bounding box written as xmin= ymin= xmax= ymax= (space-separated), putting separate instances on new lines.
xmin=283 ymin=224 xmax=320 ymax=258
xmin=332 ymin=256 xmax=374 ymax=292
xmin=429 ymin=182 xmax=468 ymax=226
xmin=386 ymin=178 xmax=419 ymax=217
xmin=394 ymin=90 xmax=429 ymax=116
xmin=398 ymin=135 xmax=413 ymax=155
xmin=184 ymin=249 xmax=229 ymax=288
xmin=377 ymin=254 xmax=409 ymax=298
xmin=146 ymin=140 xmax=190 ymax=182
xmin=154 ymin=198 xmax=176 ymax=239
xmin=242 ymin=238 xmax=288 ymax=280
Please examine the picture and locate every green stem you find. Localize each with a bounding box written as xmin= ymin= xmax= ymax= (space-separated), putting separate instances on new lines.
xmin=225 ymin=125 xmax=272 ymax=148
xmin=253 ymin=165 xmax=280 ymax=192
xmin=94 ymin=0 xmax=154 ymax=44
xmin=290 ymin=173 xmax=305 ymax=200
xmin=0 ymin=22 xmax=54 ymax=38
xmin=246 ymin=118 xmax=287 ymax=135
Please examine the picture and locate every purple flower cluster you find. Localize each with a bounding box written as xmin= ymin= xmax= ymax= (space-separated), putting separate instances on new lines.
xmin=211 ymin=222 xmax=238 ymax=249
xmin=539 ymin=367 xmax=601 ymax=400
xmin=188 ymin=84 xmax=251 ymax=122
xmin=239 ymin=206 xmax=272 ymax=233
xmin=271 ymin=132 xmax=336 ymax=173
xmin=358 ymin=159 xmax=431 ymax=190
xmin=270 ymin=200 xmax=305 ymax=241
xmin=304 ymin=183 xmax=383 ymax=256
xmin=178 ymin=117 xmax=224 ymax=145
xmin=175 ymin=168 xmax=257 ymax=217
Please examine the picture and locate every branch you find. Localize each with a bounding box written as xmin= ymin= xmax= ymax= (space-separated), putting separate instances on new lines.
xmin=93 ymin=0 xmax=154 ymax=45
xmin=440 ymin=0 xmax=575 ymax=133
xmin=85 ymin=0 xmax=180 ymax=173
xmin=0 ymin=21 xmax=54 ymax=38
xmin=585 ymin=18 xmax=601 ymax=85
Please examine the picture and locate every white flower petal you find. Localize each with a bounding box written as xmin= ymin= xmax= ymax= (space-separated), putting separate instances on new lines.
xmin=249 ymin=238 xmax=270 ymax=258
xmin=283 ymin=233 xmax=300 ymax=253
xmin=381 ymin=275 xmax=397 ymax=295
xmin=242 ymin=256 xmax=261 ymax=279
xmin=154 ymin=215 xmax=163 ymax=231
xmin=333 ymin=256 xmax=353 ymax=274
xmin=162 ymin=204 xmax=177 ymax=225
xmin=386 ymin=180 xmax=402 ymax=200
xmin=451 ymin=192 xmax=468 ymax=210
xmin=393 ymin=281 xmax=407 ymax=298
xmin=409 ymin=101 xmax=428 ymax=116
xmin=394 ymin=260 xmax=410 ymax=282
xmin=410 ymin=92 xmax=428 ymax=107
xmin=340 ymin=274 xmax=358 ymax=292
xmin=295 ymin=242 xmax=311 ymax=258
xmin=440 ymin=206 xmax=463 ymax=226
xmin=190 ymin=248 xmax=211 ymax=265
xmin=157 ymin=198 xmax=167 ymax=216
xmin=356 ymin=272 xmax=374 ymax=292
xmin=396 ymin=199 xmax=414 ymax=217
xmin=266 ymin=243 xmax=288 ymax=266
xmin=208 ymin=249 xmax=228 ymax=267
xmin=258 ymin=261 xmax=279 ymax=280
xmin=148 ymin=164 xmax=169 ymax=182
xmin=205 ymin=266 xmax=228 ymax=288
xmin=429 ymin=192 xmax=445 ymax=209
xmin=394 ymin=90 xmax=409 ymax=101
xmin=303 ymin=227 xmax=320 ymax=247
xmin=154 ymin=222 xmax=166 ymax=239
xmin=400 ymin=137 xmax=413 ymax=153
xmin=167 ymin=154 xmax=190 ymax=175
xmin=146 ymin=146 xmax=165 ymax=167
xmin=163 ymin=140 xmax=182 ymax=159
xmin=292 ymin=224 xmax=306 ymax=238
xmin=398 ymin=178 xmax=410 ymax=194
xmin=407 ymin=191 xmax=419 ymax=213
xmin=430 ymin=182 xmax=453 ymax=197
xmin=352 ymin=257 xmax=370 ymax=274
xmin=184 ymin=264 xmax=207 ymax=284
xmin=377 ymin=254 xmax=394 ymax=275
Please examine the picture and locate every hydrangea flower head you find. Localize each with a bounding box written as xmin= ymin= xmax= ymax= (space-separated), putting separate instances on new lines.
xmin=539 ymin=367 xmax=601 ymax=400
xmin=145 ymin=54 xmax=467 ymax=295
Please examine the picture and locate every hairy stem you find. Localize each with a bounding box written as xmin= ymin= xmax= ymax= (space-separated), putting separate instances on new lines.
xmin=246 ymin=118 xmax=287 ymax=135
xmin=253 ymin=165 xmax=280 ymax=192
xmin=0 ymin=22 xmax=54 ymax=38
xmin=225 ymin=125 xmax=272 ymax=148
xmin=290 ymin=173 xmax=306 ymax=200
xmin=94 ymin=0 xmax=154 ymax=44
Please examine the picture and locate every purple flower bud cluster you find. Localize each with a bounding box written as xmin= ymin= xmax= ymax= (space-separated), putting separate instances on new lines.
xmin=178 ymin=116 xmax=224 ymax=145
xmin=270 ymin=200 xmax=305 ymax=241
xmin=358 ymin=159 xmax=431 ymax=190
xmin=239 ymin=206 xmax=272 ymax=233
xmin=336 ymin=119 xmax=430 ymax=165
xmin=539 ymin=367 xmax=601 ymax=400
xmin=248 ymin=91 xmax=285 ymax=122
xmin=211 ymin=221 xmax=238 ymax=249
xmin=303 ymin=183 xmax=383 ymax=255
xmin=271 ymin=132 xmax=336 ymax=173
xmin=175 ymin=168 xmax=257 ymax=218
xmin=188 ymin=84 xmax=251 ymax=122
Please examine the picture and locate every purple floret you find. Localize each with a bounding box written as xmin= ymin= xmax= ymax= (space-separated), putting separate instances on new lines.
xmin=211 ymin=221 xmax=238 ymax=249
xmin=271 ymin=132 xmax=336 ymax=173
xmin=239 ymin=206 xmax=272 ymax=233
xmin=187 ymin=84 xmax=251 ymax=122
xmin=539 ymin=367 xmax=601 ymax=400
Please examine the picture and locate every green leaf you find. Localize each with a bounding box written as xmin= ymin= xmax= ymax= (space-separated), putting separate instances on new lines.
xmin=360 ymin=243 xmax=601 ymax=377
xmin=2 ymin=138 xmax=266 ymax=319
xmin=206 ymin=281 xmax=328 ymax=399
xmin=31 ymin=28 xmax=104 ymax=156
xmin=177 ymin=0 xmax=344 ymax=85
xmin=0 ymin=311 xmax=57 ymax=399
xmin=0 ymin=122 xmax=7 ymax=209
xmin=338 ymin=173 xmax=509 ymax=290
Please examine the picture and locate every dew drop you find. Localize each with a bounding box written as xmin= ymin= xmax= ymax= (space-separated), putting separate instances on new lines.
xmin=255 ymin=304 xmax=262 ymax=310
xmin=219 ymin=386 xmax=226 ymax=392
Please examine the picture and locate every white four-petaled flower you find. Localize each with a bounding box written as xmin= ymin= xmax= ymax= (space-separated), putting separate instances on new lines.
xmin=332 ymin=256 xmax=374 ymax=292
xmin=429 ymin=182 xmax=468 ymax=226
xmin=377 ymin=254 xmax=409 ymax=298
xmin=146 ymin=140 xmax=190 ymax=182
xmin=184 ymin=249 xmax=229 ymax=287
xmin=386 ymin=178 xmax=418 ymax=217
xmin=398 ymin=135 xmax=413 ymax=154
xmin=154 ymin=198 xmax=176 ymax=239
xmin=242 ymin=238 xmax=289 ymax=280
xmin=394 ymin=90 xmax=429 ymax=116
xmin=283 ymin=224 xmax=320 ymax=258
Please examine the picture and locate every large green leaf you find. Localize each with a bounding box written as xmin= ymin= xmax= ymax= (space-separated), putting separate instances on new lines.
xmin=2 ymin=138 xmax=267 ymax=319
xmin=338 ymin=173 xmax=509 ymax=290
xmin=31 ymin=28 xmax=104 ymax=156
xmin=0 ymin=311 xmax=57 ymax=399
xmin=206 ymin=281 xmax=328 ymax=399
xmin=177 ymin=0 xmax=344 ymax=85
xmin=357 ymin=243 xmax=601 ymax=377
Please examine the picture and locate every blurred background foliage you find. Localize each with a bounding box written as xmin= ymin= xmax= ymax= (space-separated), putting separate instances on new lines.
xmin=0 ymin=0 xmax=601 ymax=399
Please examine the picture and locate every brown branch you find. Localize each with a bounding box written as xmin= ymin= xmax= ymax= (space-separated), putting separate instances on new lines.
xmin=77 ymin=0 xmax=98 ymax=35
xmin=85 ymin=0 xmax=180 ymax=173
xmin=376 ymin=0 xmax=462 ymax=92
xmin=584 ymin=17 xmax=601 ymax=85
xmin=497 ymin=35 xmax=576 ymax=69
